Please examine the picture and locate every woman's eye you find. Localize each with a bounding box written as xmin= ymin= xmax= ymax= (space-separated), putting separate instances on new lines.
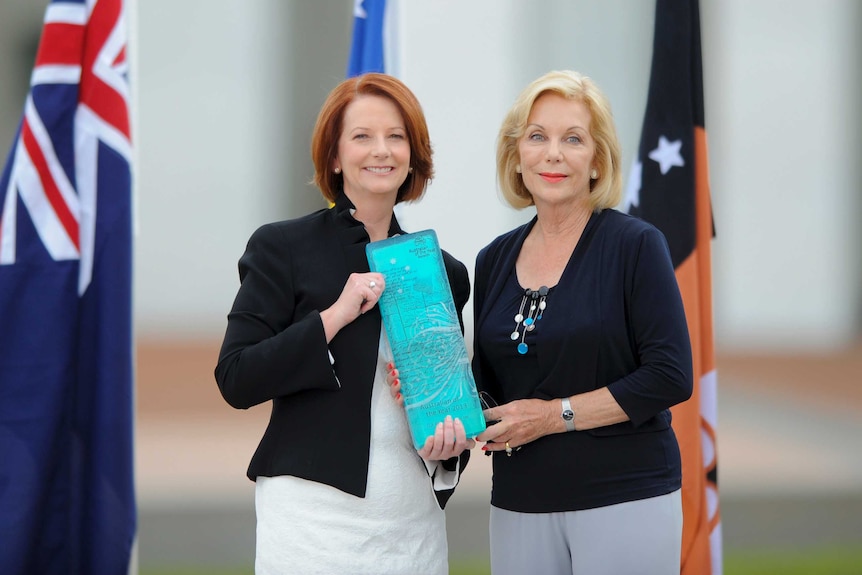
xmin=389 ymin=133 xmax=405 ymax=140
xmin=528 ymin=133 xmax=544 ymax=141
xmin=566 ymin=135 xmax=582 ymax=144
xmin=353 ymin=133 xmax=368 ymax=140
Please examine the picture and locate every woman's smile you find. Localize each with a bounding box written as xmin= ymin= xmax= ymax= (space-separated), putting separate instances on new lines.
xmin=539 ymin=172 xmax=567 ymax=183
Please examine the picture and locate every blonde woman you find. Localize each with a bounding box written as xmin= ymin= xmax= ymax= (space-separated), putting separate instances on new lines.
xmin=472 ymin=70 xmax=692 ymax=575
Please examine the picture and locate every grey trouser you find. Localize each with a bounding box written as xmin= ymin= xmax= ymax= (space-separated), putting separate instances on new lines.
xmin=489 ymin=489 xmax=682 ymax=575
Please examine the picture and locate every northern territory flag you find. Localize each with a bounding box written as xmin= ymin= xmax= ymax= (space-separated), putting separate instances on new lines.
xmin=622 ymin=0 xmax=722 ymax=572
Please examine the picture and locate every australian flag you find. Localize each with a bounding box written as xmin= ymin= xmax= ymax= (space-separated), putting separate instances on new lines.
xmin=0 ymin=1 xmax=136 ymax=573
xmin=347 ymin=0 xmax=389 ymax=77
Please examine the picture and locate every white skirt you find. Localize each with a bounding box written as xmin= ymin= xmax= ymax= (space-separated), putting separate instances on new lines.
xmin=254 ymin=336 xmax=448 ymax=575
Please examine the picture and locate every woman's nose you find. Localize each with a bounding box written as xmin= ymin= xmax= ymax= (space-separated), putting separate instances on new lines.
xmin=546 ymin=141 xmax=563 ymax=162
xmin=372 ymin=136 xmax=391 ymax=157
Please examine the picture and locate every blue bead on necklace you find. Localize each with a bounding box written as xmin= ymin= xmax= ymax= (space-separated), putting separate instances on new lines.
xmin=510 ymin=286 xmax=549 ymax=354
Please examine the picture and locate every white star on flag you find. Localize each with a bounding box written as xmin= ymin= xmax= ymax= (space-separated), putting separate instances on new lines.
xmin=354 ymin=0 xmax=367 ymax=18
xmin=622 ymin=158 xmax=643 ymax=213
xmin=648 ymin=135 xmax=685 ymax=175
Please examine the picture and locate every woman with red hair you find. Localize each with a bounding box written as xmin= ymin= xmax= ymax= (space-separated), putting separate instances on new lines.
xmin=215 ymin=73 xmax=472 ymax=574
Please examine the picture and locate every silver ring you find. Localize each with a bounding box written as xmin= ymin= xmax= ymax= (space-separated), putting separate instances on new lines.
xmin=369 ymin=281 xmax=377 ymax=289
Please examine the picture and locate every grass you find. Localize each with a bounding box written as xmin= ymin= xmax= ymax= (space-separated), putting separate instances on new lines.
xmin=140 ymin=545 xmax=862 ymax=575
xmin=723 ymin=545 xmax=862 ymax=574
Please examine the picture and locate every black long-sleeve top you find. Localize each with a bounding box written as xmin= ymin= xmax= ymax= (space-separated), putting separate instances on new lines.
xmin=472 ymin=208 xmax=693 ymax=512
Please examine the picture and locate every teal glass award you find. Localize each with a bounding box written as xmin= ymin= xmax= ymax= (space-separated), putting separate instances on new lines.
xmin=366 ymin=230 xmax=486 ymax=450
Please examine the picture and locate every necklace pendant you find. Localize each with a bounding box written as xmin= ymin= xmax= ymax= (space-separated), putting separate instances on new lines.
xmin=510 ymin=285 xmax=550 ymax=356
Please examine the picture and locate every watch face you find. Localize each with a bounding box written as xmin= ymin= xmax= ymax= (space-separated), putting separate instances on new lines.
xmin=562 ymin=409 xmax=574 ymax=421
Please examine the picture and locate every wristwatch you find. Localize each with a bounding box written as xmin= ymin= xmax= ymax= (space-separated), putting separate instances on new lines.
xmin=561 ymin=397 xmax=575 ymax=432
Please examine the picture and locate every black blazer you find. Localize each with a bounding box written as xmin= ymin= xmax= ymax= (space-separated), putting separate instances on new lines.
xmin=215 ymin=193 xmax=471 ymax=508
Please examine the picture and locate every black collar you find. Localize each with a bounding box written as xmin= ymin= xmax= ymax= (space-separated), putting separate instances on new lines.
xmin=332 ymin=192 xmax=405 ymax=241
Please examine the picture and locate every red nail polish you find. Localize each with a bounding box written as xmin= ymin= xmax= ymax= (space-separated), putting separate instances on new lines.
xmin=481 ymin=445 xmax=487 ymax=451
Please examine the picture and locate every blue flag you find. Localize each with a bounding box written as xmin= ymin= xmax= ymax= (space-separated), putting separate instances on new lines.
xmin=0 ymin=1 xmax=136 ymax=573
xmin=347 ymin=0 xmax=388 ymax=77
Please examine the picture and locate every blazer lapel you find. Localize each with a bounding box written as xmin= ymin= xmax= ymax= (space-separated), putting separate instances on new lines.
xmin=328 ymin=193 xmax=406 ymax=387
xmin=329 ymin=194 xmax=381 ymax=389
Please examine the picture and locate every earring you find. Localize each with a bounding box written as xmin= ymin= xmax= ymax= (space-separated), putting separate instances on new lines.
xmin=334 ymin=167 xmax=341 ymax=174
xmin=408 ymin=166 xmax=414 ymax=174
xmin=590 ymin=169 xmax=597 ymax=179
xmin=516 ymin=165 xmax=522 ymax=174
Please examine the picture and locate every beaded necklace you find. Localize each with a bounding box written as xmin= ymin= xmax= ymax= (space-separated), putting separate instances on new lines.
xmin=510 ymin=286 xmax=549 ymax=354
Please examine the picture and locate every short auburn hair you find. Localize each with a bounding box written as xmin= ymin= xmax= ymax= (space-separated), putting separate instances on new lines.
xmin=497 ymin=70 xmax=623 ymax=211
xmin=311 ymin=73 xmax=433 ymax=204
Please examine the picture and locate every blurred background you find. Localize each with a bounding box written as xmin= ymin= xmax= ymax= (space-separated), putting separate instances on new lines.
xmin=1 ymin=0 xmax=860 ymax=573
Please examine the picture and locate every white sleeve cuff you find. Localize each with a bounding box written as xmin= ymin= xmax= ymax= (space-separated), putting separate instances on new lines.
xmin=328 ymin=349 xmax=341 ymax=388
xmin=423 ymin=457 xmax=460 ymax=492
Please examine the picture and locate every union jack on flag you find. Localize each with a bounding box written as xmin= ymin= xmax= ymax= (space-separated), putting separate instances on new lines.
xmin=0 ymin=0 xmax=136 ymax=573
xmin=0 ymin=0 xmax=131 ymax=291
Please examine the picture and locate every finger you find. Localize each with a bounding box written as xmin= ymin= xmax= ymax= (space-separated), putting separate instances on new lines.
xmin=452 ymin=417 xmax=468 ymax=448
xmin=386 ymin=368 xmax=400 ymax=386
xmin=482 ymin=437 xmax=512 ymax=454
xmin=359 ymin=295 xmax=379 ymax=315
xmin=453 ymin=417 xmax=466 ymax=438
xmin=355 ymin=274 xmax=382 ymax=313
xmin=360 ymin=285 xmax=377 ymax=307
xmin=418 ymin=422 xmax=445 ymax=460
xmin=437 ymin=416 xmax=457 ymax=459
xmin=451 ymin=418 xmax=471 ymax=454
xmin=483 ymin=407 xmax=501 ymax=424
xmin=476 ymin=424 xmax=505 ymax=443
xmin=366 ymin=273 xmax=385 ymax=292
xmin=390 ymin=370 xmax=402 ymax=400
xmin=432 ymin=421 xmax=446 ymax=458
xmin=388 ymin=380 xmax=401 ymax=401
xmin=431 ymin=422 xmax=448 ymax=459
xmin=354 ymin=274 xmax=372 ymax=296
xmin=418 ymin=435 xmax=435 ymax=460
xmin=443 ymin=415 xmax=455 ymax=445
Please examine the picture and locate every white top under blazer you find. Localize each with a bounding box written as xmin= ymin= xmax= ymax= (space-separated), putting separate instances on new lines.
xmin=254 ymin=332 xmax=455 ymax=575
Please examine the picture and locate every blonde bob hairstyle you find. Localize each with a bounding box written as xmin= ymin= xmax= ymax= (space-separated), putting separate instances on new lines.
xmin=497 ymin=70 xmax=623 ymax=211
xmin=311 ymin=73 xmax=433 ymax=204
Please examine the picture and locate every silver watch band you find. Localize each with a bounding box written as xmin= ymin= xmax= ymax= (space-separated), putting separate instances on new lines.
xmin=561 ymin=397 xmax=575 ymax=432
